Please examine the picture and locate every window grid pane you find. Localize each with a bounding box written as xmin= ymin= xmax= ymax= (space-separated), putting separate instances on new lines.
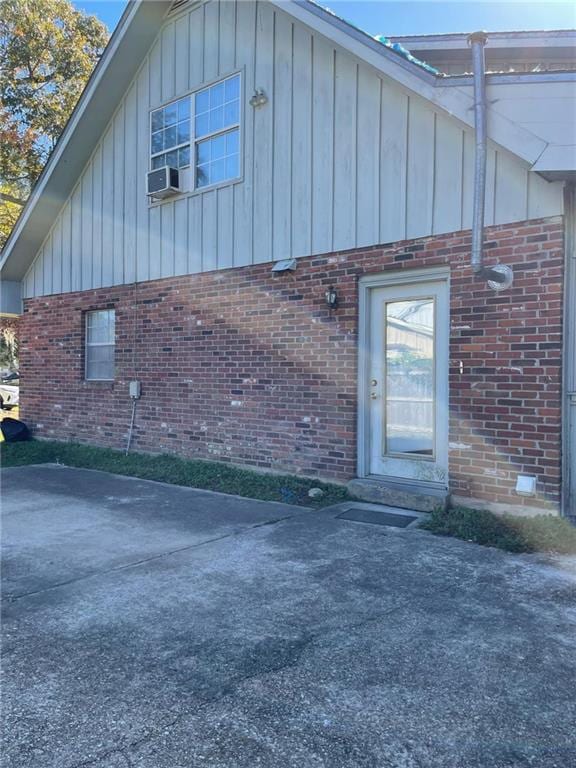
xmin=87 ymin=310 xmax=115 ymax=344
xmin=86 ymin=347 xmax=115 ymax=381
xmin=194 ymin=74 xmax=240 ymax=140
xmin=86 ymin=311 xmax=115 ymax=381
xmin=196 ymin=128 xmax=240 ymax=188
xmin=150 ymin=95 xmax=191 ymax=169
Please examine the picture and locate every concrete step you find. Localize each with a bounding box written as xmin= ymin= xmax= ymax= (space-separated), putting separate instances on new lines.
xmin=347 ymin=478 xmax=449 ymax=514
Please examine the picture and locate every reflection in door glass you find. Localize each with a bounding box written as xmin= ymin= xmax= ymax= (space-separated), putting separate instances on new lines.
xmin=385 ymin=299 xmax=435 ymax=457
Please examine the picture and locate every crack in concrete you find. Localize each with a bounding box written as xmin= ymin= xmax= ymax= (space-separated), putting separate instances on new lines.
xmin=68 ymin=747 xmax=133 ymax=768
xmin=3 ymin=515 xmax=297 ymax=603
xmin=66 ymin=636 xmax=317 ymax=767
xmin=62 ymin=587 xmax=456 ymax=768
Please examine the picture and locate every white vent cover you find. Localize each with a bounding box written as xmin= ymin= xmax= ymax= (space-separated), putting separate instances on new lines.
xmin=515 ymin=475 xmax=537 ymax=497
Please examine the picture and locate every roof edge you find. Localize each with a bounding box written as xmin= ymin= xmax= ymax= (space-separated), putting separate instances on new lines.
xmin=441 ymin=70 xmax=576 ymax=86
xmin=292 ymin=0 xmax=439 ymax=83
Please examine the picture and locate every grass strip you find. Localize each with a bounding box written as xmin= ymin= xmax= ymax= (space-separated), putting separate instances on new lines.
xmin=0 ymin=439 xmax=349 ymax=508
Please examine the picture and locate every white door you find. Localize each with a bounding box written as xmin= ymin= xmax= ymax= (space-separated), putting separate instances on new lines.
xmin=367 ymin=278 xmax=449 ymax=486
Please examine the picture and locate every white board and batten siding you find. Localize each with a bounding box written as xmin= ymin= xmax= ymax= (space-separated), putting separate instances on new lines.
xmin=23 ymin=0 xmax=564 ymax=299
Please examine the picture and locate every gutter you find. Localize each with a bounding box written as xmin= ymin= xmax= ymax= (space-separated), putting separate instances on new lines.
xmin=439 ymin=70 xmax=576 ymax=86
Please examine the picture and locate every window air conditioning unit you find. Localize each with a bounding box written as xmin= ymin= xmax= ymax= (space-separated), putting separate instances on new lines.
xmin=147 ymin=166 xmax=180 ymax=199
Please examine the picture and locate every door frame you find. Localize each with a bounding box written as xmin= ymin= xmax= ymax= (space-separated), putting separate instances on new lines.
xmin=357 ymin=266 xmax=451 ymax=485
xmin=563 ymin=185 xmax=576 ymax=517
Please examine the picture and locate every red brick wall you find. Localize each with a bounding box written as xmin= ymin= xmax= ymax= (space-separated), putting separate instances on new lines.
xmin=20 ymin=216 xmax=564 ymax=510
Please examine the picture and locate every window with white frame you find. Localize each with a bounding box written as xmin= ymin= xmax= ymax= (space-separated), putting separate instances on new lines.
xmin=85 ymin=310 xmax=115 ymax=381
xmin=149 ymin=73 xmax=240 ymax=189
xmin=194 ymin=74 xmax=240 ymax=187
xmin=150 ymin=96 xmax=191 ymax=170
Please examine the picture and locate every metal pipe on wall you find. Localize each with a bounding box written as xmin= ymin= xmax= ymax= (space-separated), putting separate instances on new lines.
xmin=468 ymin=31 xmax=513 ymax=291
xmin=469 ymin=31 xmax=488 ymax=274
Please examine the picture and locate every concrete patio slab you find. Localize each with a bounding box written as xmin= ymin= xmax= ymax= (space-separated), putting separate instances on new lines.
xmin=2 ymin=465 xmax=576 ymax=768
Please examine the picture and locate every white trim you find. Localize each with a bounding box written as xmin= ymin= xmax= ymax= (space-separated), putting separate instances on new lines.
xmin=358 ymin=266 xmax=451 ymax=289
xmin=563 ymin=185 xmax=576 ymax=517
xmin=443 ymin=71 xmax=576 ymax=87
xmin=356 ymin=266 xmax=450 ymax=481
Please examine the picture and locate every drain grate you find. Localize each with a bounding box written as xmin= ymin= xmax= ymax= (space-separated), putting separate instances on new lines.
xmin=336 ymin=507 xmax=418 ymax=528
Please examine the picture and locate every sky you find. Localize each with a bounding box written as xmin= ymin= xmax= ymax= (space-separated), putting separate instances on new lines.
xmin=73 ymin=0 xmax=576 ymax=37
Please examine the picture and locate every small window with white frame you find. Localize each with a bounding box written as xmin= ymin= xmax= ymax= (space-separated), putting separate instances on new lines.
xmin=149 ymin=73 xmax=241 ymax=190
xmin=194 ymin=74 xmax=240 ymax=188
xmin=150 ymin=96 xmax=191 ymax=170
xmin=85 ymin=310 xmax=115 ymax=381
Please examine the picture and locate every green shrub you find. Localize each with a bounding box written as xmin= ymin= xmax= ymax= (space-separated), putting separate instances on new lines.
xmin=421 ymin=505 xmax=576 ymax=554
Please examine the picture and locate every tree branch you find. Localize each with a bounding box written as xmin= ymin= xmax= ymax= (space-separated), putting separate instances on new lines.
xmin=0 ymin=192 xmax=26 ymax=207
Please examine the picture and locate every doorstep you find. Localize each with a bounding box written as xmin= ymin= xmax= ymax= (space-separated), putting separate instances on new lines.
xmin=347 ymin=478 xmax=449 ymax=513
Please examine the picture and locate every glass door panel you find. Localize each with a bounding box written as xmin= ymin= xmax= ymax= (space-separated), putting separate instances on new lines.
xmin=385 ymin=298 xmax=435 ymax=458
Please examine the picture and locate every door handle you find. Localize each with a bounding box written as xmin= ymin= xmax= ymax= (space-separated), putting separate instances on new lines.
xmin=370 ymin=392 xmax=379 ymax=400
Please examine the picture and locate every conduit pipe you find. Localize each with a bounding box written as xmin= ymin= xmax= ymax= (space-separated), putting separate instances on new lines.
xmin=468 ymin=31 xmax=513 ymax=291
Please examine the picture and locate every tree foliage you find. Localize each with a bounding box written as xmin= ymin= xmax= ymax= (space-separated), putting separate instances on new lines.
xmin=0 ymin=323 xmax=19 ymax=371
xmin=0 ymin=0 xmax=109 ymax=247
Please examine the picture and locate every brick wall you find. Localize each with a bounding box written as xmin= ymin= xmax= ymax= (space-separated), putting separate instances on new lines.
xmin=20 ymin=216 xmax=564 ymax=510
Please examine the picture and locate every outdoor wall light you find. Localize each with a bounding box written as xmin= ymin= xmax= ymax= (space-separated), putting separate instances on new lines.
xmin=250 ymin=88 xmax=268 ymax=107
xmin=325 ymin=286 xmax=339 ymax=311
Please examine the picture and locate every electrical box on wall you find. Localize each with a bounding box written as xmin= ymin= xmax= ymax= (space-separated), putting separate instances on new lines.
xmin=129 ymin=381 xmax=142 ymax=399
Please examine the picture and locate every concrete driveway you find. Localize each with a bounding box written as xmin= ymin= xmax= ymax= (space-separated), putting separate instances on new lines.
xmin=2 ymin=465 xmax=576 ymax=768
